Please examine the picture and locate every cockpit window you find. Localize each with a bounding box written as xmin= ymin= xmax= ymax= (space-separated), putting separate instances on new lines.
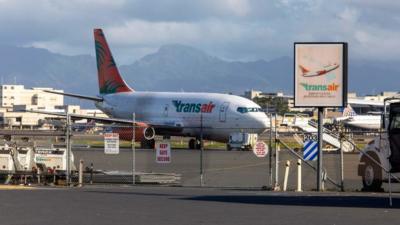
xmin=237 ymin=107 xmax=263 ymax=113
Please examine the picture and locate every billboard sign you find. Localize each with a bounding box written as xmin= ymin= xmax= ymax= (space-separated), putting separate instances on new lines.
xmin=294 ymin=42 xmax=347 ymax=107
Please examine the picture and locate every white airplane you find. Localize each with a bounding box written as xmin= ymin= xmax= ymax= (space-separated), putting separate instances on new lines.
xmin=334 ymin=104 xmax=381 ymax=130
xmin=44 ymin=29 xmax=270 ymax=149
xmin=299 ymin=63 xmax=339 ymax=77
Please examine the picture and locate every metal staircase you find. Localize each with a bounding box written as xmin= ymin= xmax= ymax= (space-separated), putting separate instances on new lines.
xmin=288 ymin=115 xmax=354 ymax=152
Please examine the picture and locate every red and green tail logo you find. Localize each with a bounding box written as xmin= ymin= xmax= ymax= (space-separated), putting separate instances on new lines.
xmin=94 ymin=29 xmax=132 ymax=95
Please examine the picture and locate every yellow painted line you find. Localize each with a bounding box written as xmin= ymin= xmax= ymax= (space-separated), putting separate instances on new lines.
xmin=0 ymin=185 xmax=35 ymax=190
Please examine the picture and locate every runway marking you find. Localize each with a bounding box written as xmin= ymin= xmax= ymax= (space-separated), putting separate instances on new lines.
xmin=0 ymin=185 xmax=35 ymax=190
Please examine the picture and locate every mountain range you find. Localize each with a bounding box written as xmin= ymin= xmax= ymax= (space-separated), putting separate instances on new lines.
xmin=0 ymin=44 xmax=398 ymax=107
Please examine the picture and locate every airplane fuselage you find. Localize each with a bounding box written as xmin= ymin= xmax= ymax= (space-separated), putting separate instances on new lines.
xmin=335 ymin=115 xmax=381 ymax=130
xmin=95 ymin=91 xmax=270 ymax=142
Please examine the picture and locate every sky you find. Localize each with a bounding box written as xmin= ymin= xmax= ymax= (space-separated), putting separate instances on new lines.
xmin=0 ymin=0 xmax=399 ymax=64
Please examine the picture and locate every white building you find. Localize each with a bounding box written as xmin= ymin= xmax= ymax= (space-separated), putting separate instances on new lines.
xmin=0 ymin=85 xmax=63 ymax=109
xmin=0 ymin=84 xmax=107 ymax=129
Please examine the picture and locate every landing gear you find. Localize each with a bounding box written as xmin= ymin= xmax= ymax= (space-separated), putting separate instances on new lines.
xmin=189 ymin=138 xmax=201 ymax=149
xmin=140 ymin=139 xmax=155 ymax=149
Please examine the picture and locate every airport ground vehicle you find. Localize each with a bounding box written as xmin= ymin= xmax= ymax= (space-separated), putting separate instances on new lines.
xmin=0 ymin=146 xmax=75 ymax=173
xmin=227 ymin=132 xmax=258 ymax=151
xmin=358 ymin=98 xmax=400 ymax=191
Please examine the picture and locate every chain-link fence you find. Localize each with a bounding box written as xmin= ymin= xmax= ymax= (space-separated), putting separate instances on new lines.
xmin=1 ymin=113 xmax=400 ymax=194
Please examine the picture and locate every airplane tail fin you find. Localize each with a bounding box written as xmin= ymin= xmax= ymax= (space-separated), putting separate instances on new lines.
xmin=342 ymin=105 xmax=357 ymax=117
xmin=299 ymin=65 xmax=310 ymax=74
xmin=94 ymin=29 xmax=133 ymax=95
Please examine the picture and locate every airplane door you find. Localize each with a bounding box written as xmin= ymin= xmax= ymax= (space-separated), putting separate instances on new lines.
xmin=219 ymin=102 xmax=230 ymax=122
xmin=163 ymin=104 xmax=169 ymax=117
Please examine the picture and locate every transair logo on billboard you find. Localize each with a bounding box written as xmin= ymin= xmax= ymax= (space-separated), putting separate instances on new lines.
xmin=300 ymin=82 xmax=339 ymax=91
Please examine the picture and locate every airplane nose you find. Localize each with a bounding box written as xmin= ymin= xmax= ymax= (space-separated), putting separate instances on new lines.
xmin=251 ymin=114 xmax=270 ymax=133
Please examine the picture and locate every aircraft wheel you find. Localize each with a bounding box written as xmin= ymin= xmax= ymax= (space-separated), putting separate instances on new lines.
xmin=141 ymin=139 xmax=155 ymax=149
xmin=227 ymin=144 xmax=232 ymax=151
xmin=189 ymin=139 xmax=196 ymax=149
xmin=243 ymin=146 xmax=251 ymax=151
xmin=195 ymin=139 xmax=202 ymax=149
xmin=362 ymin=157 xmax=383 ymax=191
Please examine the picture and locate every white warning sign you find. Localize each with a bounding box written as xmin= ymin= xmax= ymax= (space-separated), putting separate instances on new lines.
xmin=104 ymin=133 xmax=119 ymax=154
xmin=253 ymin=141 xmax=268 ymax=158
xmin=156 ymin=141 xmax=171 ymax=163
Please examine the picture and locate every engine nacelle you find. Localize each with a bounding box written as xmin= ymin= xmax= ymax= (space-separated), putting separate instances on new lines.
xmin=143 ymin=126 xmax=155 ymax=140
xmin=107 ymin=123 xmax=155 ymax=141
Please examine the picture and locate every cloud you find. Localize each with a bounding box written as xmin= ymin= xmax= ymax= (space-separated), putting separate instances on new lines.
xmin=0 ymin=0 xmax=399 ymax=63
xmin=215 ymin=0 xmax=251 ymax=17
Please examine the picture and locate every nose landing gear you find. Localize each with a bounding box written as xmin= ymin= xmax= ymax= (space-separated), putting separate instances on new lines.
xmin=189 ymin=138 xmax=201 ymax=149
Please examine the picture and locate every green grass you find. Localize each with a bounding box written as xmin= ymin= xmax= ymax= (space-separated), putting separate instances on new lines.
xmin=71 ymin=139 xmax=228 ymax=149
xmin=72 ymin=137 xmax=364 ymax=151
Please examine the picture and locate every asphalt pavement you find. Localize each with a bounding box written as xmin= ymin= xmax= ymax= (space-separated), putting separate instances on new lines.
xmin=0 ymin=185 xmax=399 ymax=225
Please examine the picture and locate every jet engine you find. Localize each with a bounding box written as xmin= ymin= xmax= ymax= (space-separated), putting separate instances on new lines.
xmin=143 ymin=126 xmax=155 ymax=140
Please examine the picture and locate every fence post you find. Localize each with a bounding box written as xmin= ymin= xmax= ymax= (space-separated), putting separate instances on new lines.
xmin=66 ymin=112 xmax=71 ymax=186
xmin=269 ymin=113 xmax=273 ymax=188
xmin=90 ymin=163 xmax=93 ymax=185
xmin=283 ymin=160 xmax=290 ymax=191
xmin=132 ymin=113 xmax=136 ymax=185
xmin=296 ymin=159 xmax=302 ymax=192
xmin=389 ymin=171 xmax=392 ymax=207
xmin=274 ymin=114 xmax=280 ymax=191
xmin=321 ymin=169 xmax=327 ymax=191
xmin=339 ymin=133 xmax=344 ymax=192
xmin=200 ymin=112 xmax=204 ymax=187
xmin=78 ymin=159 xmax=83 ymax=187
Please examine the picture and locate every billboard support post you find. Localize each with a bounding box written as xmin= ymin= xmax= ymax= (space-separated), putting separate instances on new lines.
xmin=317 ymin=107 xmax=323 ymax=191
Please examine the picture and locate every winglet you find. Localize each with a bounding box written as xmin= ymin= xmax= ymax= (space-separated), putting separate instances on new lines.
xmin=94 ymin=29 xmax=133 ymax=95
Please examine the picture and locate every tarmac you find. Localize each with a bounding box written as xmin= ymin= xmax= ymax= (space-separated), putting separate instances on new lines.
xmin=0 ymin=185 xmax=399 ymax=225
xmin=1 ymin=147 xmax=400 ymax=225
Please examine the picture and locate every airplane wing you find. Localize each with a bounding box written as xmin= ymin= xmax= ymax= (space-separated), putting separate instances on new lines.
xmin=25 ymin=110 xmax=184 ymax=134
xmin=348 ymin=99 xmax=384 ymax=107
xmin=43 ymin=90 xmax=103 ymax=102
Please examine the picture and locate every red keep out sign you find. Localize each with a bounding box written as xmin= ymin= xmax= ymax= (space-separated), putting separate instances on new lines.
xmin=156 ymin=141 xmax=171 ymax=163
xmin=253 ymin=141 xmax=268 ymax=158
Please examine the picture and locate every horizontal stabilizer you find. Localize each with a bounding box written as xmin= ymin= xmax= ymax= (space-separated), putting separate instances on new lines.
xmin=25 ymin=110 xmax=133 ymax=124
xmin=43 ymin=90 xmax=103 ymax=102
